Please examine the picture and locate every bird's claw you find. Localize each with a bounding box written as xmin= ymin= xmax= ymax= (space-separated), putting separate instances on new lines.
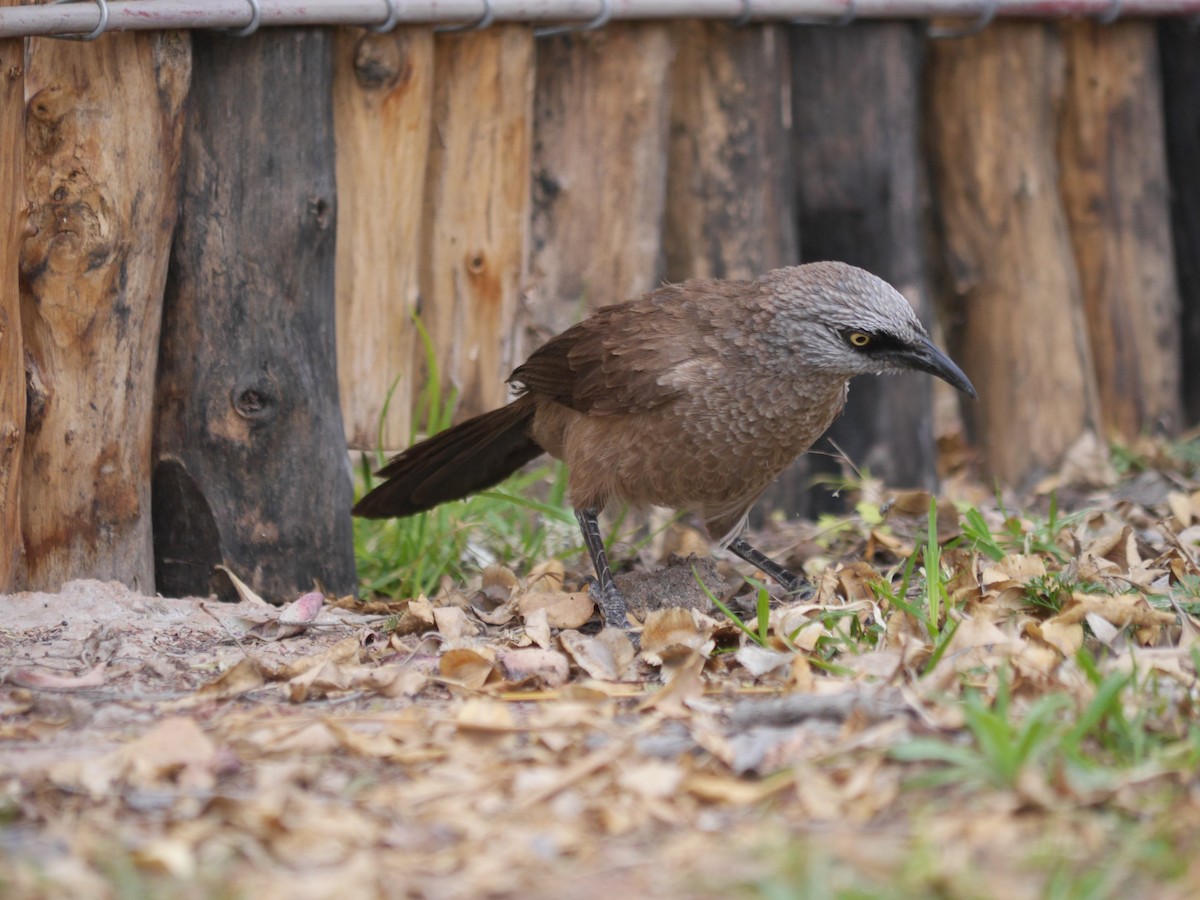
xmin=581 ymin=577 xmax=634 ymax=633
xmin=778 ymin=572 xmax=815 ymax=601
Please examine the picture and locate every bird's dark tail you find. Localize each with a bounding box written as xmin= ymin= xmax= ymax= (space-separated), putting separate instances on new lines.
xmin=353 ymin=395 xmax=544 ymax=518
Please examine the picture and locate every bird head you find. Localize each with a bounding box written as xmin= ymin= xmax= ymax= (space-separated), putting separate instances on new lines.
xmin=764 ymin=261 xmax=977 ymax=399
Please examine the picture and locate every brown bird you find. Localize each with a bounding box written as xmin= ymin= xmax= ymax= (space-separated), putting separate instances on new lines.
xmin=354 ymin=262 xmax=976 ymax=630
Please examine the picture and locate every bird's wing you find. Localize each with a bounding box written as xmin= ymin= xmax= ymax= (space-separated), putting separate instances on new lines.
xmin=510 ymin=280 xmax=747 ymax=416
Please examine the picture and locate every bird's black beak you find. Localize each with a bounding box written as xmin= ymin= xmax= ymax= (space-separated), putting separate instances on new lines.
xmin=897 ymin=335 xmax=977 ymax=399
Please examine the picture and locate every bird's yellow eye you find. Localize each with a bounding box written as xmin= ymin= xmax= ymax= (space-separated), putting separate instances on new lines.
xmin=848 ymin=331 xmax=871 ymax=348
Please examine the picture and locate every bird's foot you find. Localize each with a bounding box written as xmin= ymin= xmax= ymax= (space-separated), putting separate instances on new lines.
xmin=580 ymin=576 xmax=638 ymax=648
xmin=727 ymin=537 xmax=815 ymax=600
xmin=777 ymin=571 xmax=816 ymax=601
xmin=585 ymin=578 xmax=631 ymax=631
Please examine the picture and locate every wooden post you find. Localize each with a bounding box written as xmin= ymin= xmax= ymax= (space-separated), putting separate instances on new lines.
xmin=529 ymin=26 xmax=674 ymax=338
xmin=664 ymin=23 xmax=796 ymax=282
xmin=420 ymin=28 xmax=533 ymax=421
xmin=926 ymin=23 xmax=1100 ymax=488
xmin=0 ymin=6 xmax=23 ymax=589
xmin=334 ymin=27 xmax=433 ymax=452
xmin=790 ymin=23 xmax=938 ymax=511
xmin=664 ymin=23 xmax=800 ymax=516
xmin=154 ymin=30 xmax=356 ymax=602
xmin=18 ymin=32 xmax=190 ymax=592
xmin=1159 ymin=21 xmax=1200 ymax=428
xmin=1058 ymin=20 xmax=1180 ymax=439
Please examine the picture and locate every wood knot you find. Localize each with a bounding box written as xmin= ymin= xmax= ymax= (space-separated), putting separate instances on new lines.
xmin=232 ymin=378 xmax=279 ymax=421
xmin=307 ymin=195 xmax=333 ymax=230
xmin=25 ymin=362 xmax=49 ymax=436
xmin=466 ymin=251 xmax=487 ymax=275
xmin=353 ymin=34 xmax=408 ymax=91
xmin=535 ymin=169 xmax=563 ymax=201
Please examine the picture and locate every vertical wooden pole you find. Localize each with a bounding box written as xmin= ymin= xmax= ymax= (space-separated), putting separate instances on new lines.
xmin=1058 ymin=20 xmax=1180 ymax=439
xmin=791 ymin=23 xmax=938 ymax=510
xmin=420 ymin=27 xmax=533 ymax=421
xmin=18 ymin=32 xmax=190 ymax=592
xmin=926 ymin=24 xmax=1100 ymax=488
xmin=1159 ymin=21 xmax=1200 ymax=428
xmin=334 ymin=27 xmax=433 ymax=452
xmin=664 ymin=23 xmax=796 ymax=282
xmin=0 ymin=6 xmax=23 ymax=589
xmin=664 ymin=23 xmax=799 ymax=516
xmin=154 ymin=30 xmax=355 ymax=602
xmin=529 ymin=26 xmax=674 ymax=338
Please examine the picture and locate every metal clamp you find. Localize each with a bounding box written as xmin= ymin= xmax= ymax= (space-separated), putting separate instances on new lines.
xmin=435 ymin=0 xmax=495 ymax=33
xmin=794 ymin=0 xmax=856 ymax=27
xmin=220 ymin=0 xmax=262 ymax=37
xmin=928 ymin=0 xmax=998 ymax=39
xmin=50 ymin=0 xmax=109 ymax=42
xmin=535 ymin=0 xmax=612 ymax=38
xmin=1097 ymin=0 xmax=1121 ymax=24
xmin=370 ymin=0 xmax=403 ymax=33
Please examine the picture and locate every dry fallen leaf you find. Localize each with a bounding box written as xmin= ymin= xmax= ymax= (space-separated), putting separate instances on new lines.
xmin=1025 ymin=619 xmax=1085 ymax=657
xmin=523 ymin=606 xmax=552 ymax=648
xmin=518 ymin=590 xmax=596 ymax=629
xmin=526 ymin=559 xmax=566 ymax=592
xmin=638 ymin=649 xmax=705 ymax=716
xmin=244 ymin=590 xmax=327 ymax=641
xmin=499 ymin=648 xmax=571 ymax=687
xmin=6 ymin=662 xmax=107 ymax=690
xmin=639 ymin=608 xmax=717 ymax=665
xmin=559 ymin=629 xmax=637 ymax=682
xmin=270 ymin=636 xmax=363 ymax=680
xmin=735 ymin=645 xmax=794 ymax=678
xmin=193 ymin=657 xmax=265 ymax=701
xmin=364 ymin=664 xmax=429 ymax=698
xmin=439 ymin=647 xmax=496 ymax=689
xmin=215 ymin=566 xmax=270 ymax=606
xmin=434 ymin=605 xmax=478 ymax=641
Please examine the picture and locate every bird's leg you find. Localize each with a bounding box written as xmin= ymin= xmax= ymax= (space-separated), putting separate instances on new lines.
xmin=574 ymin=508 xmax=631 ymax=630
xmin=727 ymin=537 xmax=814 ymax=599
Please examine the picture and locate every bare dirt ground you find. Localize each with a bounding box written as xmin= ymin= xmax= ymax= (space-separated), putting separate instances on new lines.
xmin=4 ymin=449 xmax=1200 ymax=898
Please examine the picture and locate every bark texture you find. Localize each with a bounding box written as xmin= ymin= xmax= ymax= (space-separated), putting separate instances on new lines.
xmin=0 ymin=8 xmax=24 ymax=589
xmin=1059 ymin=20 xmax=1180 ymax=439
xmin=154 ymin=30 xmax=355 ymax=602
xmin=927 ymin=23 xmax=1100 ymax=487
xmin=420 ymin=28 xmax=533 ymax=421
xmin=791 ymin=23 xmax=938 ymax=512
xmin=19 ymin=32 xmax=190 ymax=591
xmin=334 ymin=27 xmax=433 ymax=451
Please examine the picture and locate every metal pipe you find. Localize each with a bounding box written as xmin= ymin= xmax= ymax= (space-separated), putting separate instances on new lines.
xmin=1 ymin=0 xmax=1198 ymax=40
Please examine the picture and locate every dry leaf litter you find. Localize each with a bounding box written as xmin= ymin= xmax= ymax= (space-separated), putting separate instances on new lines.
xmin=3 ymin=439 xmax=1200 ymax=897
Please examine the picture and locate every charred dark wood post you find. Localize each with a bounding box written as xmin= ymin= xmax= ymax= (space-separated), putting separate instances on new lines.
xmin=791 ymin=22 xmax=938 ymax=512
xmin=664 ymin=23 xmax=795 ymax=282
xmin=1159 ymin=21 xmax=1200 ymax=429
xmin=19 ymin=33 xmax=190 ymax=592
xmin=1059 ymin=20 xmax=1180 ymax=439
xmin=926 ymin=23 xmax=1100 ymax=489
xmin=0 ymin=7 xmax=23 ymax=589
xmin=154 ymin=30 xmax=355 ymax=602
xmin=664 ymin=23 xmax=800 ymax=514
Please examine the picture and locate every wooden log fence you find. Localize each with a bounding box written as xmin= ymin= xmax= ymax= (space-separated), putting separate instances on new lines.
xmin=0 ymin=5 xmax=1198 ymax=599
xmin=0 ymin=0 xmax=23 ymax=589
